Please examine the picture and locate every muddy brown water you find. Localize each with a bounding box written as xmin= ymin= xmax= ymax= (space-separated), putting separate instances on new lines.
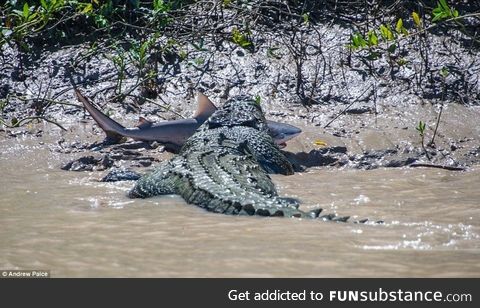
xmin=1 ymin=128 xmax=479 ymax=277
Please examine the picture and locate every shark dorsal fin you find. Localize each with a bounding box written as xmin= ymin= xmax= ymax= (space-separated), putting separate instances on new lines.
xmin=137 ymin=117 xmax=153 ymax=129
xmin=193 ymin=93 xmax=217 ymax=121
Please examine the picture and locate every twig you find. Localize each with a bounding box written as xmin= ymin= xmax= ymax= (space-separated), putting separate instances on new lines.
xmin=2 ymin=116 xmax=67 ymax=131
xmin=409 ymin=163 xmax=465 ymax=171
xmin=124 ymin=93 xmax=185 ymax=119
xmin=324 ymin=85 xmax=373 ymax=128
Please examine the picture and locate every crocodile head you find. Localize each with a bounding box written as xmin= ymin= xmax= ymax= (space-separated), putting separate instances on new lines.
xmin=207 ymin=96 xmax=269 ymax=132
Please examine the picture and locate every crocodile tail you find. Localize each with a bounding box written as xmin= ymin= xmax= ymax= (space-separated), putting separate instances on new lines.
xmin=75 ymin=89 xmax=126 ymax=143
xmin=167 ymin=148 xmax=362 ymax=222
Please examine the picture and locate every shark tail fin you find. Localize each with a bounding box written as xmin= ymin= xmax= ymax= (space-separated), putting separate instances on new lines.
xmin=75 ymin=89 xmax=126 ymax=143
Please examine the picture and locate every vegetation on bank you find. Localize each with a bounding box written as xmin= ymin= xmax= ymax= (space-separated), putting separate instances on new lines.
xmin=0 ymin=0 xmax=479 ymax=140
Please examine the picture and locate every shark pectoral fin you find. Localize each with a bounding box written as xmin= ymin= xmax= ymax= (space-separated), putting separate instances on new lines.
xmin=128 ymin=162 xmax=177 ymax=198
xmin=137 ymin=117 xmax=153 ymax=129
xmin=193 ymin=92 xmax=217 ymax=121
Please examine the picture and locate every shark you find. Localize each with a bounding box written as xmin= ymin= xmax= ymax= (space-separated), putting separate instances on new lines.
xmin=75 ymin=89 xmax=302 ymax=152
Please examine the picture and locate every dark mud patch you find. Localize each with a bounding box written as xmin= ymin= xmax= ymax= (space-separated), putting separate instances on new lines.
xmin=59 ymin=138 xmax=169 ymax=172
xmin=61 ymin=155 xmax=114 ymax=172
xmin=100 ymin=168 xmax=142 ymax=182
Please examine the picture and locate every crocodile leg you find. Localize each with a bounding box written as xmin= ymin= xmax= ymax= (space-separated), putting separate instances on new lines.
xmin=128 ymin=160 xmax=179 ymax=198
xmin=223 ymin=128 xmax=294 ymax=175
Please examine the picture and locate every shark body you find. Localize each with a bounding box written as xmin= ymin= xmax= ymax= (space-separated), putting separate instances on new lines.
xmin=75 ymin=90 xmax=302 ymax=151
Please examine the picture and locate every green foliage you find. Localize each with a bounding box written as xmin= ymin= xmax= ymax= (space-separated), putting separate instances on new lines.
xmin=432 ymin=0 xmax=459 ymax=22
xmin=349 ymin=33 xmax=367 ymax=50
xmin=412 ymin=11 xmax=422 ymax=28
xmin=1 ymin=0 xmax=69 ymax=49
xmin=416 ymin=120 xmax=431 ymax=160
xmin=231 ymin=27 xmax=253 ymax=49
xmin=439 ymin=67 xmax=449 ymax=78
xmin=397 ymin=58 xmax=408 ymax=66
xmin=110 ymin=48 xmax=127 ymax=94
xmin=153 ymin=0 xmax=171 ymax=14
xmin=395 ymin=18 xmax=408 ymax=35
xmin=416 ymin=120 xmax=426 ymax=137
xmin=379 ymin=24 xmax=394 ymax=41
xmin=129 ymin=40 xmax=151 ymax=71
xmin=178 ymin=49 xmax=188 ymax=60
xmin=254 ymin=95 xmax=261 ymax=105
xmin=349 ymin=23 xmax=400 ymax=51
xmin=0 ymin=0 xmax=190 ymax=49
xmin=347 ymin=1 xmax=467 ymax=69
xmin=193 ymin=57 xmax=205 ymax=66
xmin=367 ymin=30 xmax=378 ymax=46
xmin=302 ymin=13 xmax=310 ymax=24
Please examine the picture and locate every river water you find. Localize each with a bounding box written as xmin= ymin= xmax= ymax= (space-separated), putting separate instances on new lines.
xmin=1 ymin=132 xmax=479 ymax=277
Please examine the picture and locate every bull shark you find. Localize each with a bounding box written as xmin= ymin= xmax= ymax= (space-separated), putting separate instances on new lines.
xmin=75 ymin=89 xmax=301 ymax=152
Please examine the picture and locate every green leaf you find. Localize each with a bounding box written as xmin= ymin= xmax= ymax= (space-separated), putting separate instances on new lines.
xmin=351 ymin=35 xmax=358 ymax=47
xmin=178 ymin=50 xmax=188 ymax=60
xmin=302 ymin=13 xmax=309 ymax=24
xmin=254 ymin=95 xmax=261 ymax=105
xmin=397 ymin=58 xmax=407 ymax=66
xmin=232 ymin=27 xmax=252 ymax=49
xmin=82 ymin=3 xmax=93 ymax=14
xmin=194 ymin=57 xmax=204 ymax=66
xmin=439 ymin=0 xmax=450 ymax=13
xmin=94 ymin=14 xmax=109 ymax=28
xmin=379 ymin=25 xmax=393 ymax=41
xmin=23 ymin=2 xmax=30 ymax=19
xmin=350 ymin=33 xmax=367 ymax=49
xmin=367 ymin=30 xmax=378 ymax=46
xmin=40 ymin=0 xmax=48 ymax=9
xmin=453 ymin=9 xmax=459 ymax=18
xmin=432 ymin=12 xmax=445 ymax=22
xmin=416 ymin=120 xmax=426 ymax=136
xmin=395 ymin=18 xmax=403 ymax=34
xmin=440 ymin=67 xmax=449 ymax=78
xmin=395 ymin=18 xmax=409 ymax=35
xmin=388 ymin=44 xmax=397 ymax=53
xmin=412 ymin=12 xmax=421 ymax=27
xmin=27 ymin=12 xmax=38 ymax=22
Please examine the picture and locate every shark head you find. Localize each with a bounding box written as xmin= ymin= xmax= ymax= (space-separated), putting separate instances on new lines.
xmin=266 ymin=120 xmax=302 ymax=148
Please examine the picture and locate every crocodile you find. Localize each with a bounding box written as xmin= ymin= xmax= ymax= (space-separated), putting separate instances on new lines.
xmin=129 ymin=96 xmax=352 ymax=221
xmin=75 ymin=89 xmax=302 ymax=152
